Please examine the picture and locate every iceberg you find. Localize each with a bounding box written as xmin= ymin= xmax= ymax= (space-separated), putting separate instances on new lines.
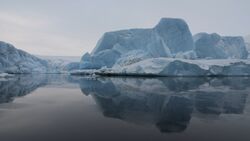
xmin=77 ymin=18 xmax=250 ymax=76
xmin=80 ymin=18 xmax=195 ymax=69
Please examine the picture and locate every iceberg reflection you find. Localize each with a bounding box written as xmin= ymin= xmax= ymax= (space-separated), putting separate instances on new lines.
xmin=79 ymin=77 xmax=250 ymax=133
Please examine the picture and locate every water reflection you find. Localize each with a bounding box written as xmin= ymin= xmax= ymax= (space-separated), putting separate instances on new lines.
xmin=0 ymin=75 xmax=47 ymax=104
xmin=79 ymin=77 xmax=250 ymax=133
xmin=0 ymin=74 xmax=77 ymax=104
xmin=0 ymin=75 xmax=249 ymax=134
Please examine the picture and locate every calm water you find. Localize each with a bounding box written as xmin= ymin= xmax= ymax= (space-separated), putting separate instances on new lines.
xmin=0 ymin=74 xmax=250 ymax=141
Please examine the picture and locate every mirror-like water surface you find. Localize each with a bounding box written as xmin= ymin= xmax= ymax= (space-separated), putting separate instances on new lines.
xmin=0 ymin=75 xmax=250 ymax=141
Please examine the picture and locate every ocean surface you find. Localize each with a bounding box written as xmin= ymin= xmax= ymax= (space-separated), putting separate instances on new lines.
xmin=0 ymin=74 xmax=250 ymax=141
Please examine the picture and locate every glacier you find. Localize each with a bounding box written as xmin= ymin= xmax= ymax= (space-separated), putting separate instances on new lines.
xmin=77 ymin=18 xmax=250 ymax=76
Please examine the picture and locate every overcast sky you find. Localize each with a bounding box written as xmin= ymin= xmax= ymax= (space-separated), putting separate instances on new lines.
xmin=0 ymin=0 xmax=249 ymax=56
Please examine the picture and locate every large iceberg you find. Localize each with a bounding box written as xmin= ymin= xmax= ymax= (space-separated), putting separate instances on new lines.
xmin=77 ymin=18 xmax=250 ymax=76
xmin=194 ymin=33 xmax=248 ymax=59
xmin=80 ymin=18 xmax=195 ymax=69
